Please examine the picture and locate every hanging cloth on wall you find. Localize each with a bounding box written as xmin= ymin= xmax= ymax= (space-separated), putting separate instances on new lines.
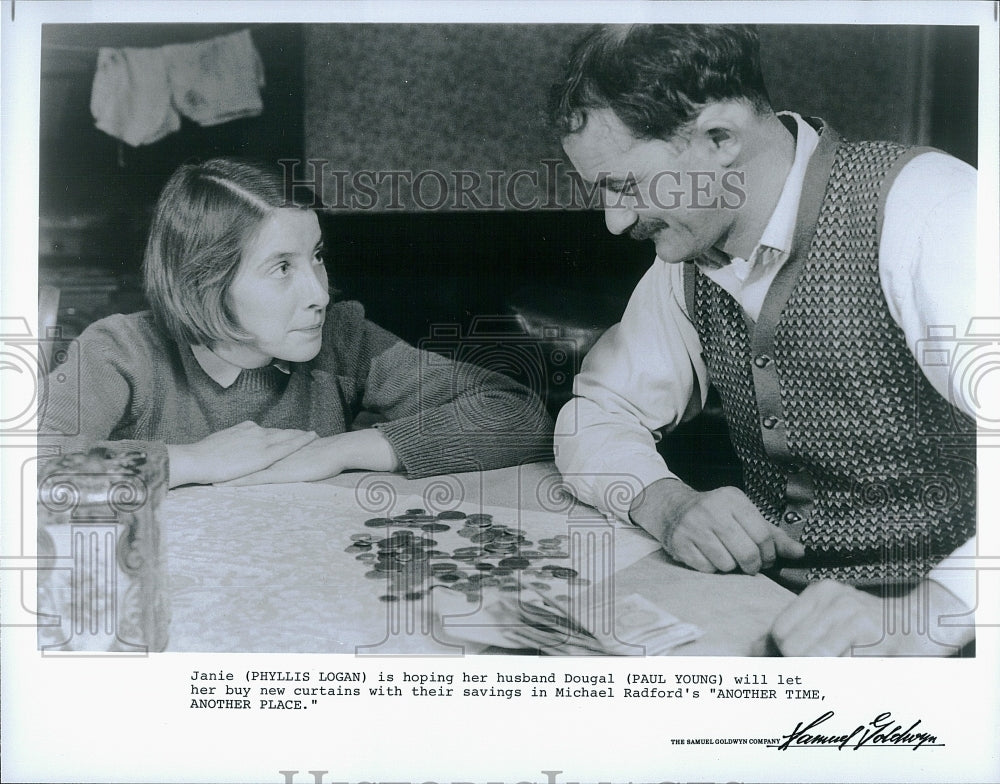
xmin=90 ymin=29 xmax=265 ymax=147
xmin=89 ymin=45 xmax=179 ymax=147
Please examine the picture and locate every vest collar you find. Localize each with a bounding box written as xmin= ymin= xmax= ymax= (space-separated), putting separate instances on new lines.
xmin=750 ymin=119 xmax=842 ymax=343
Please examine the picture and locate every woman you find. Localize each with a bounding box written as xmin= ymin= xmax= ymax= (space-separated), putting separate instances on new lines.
xmin=40 ymin=158 xmax=553 ymax=487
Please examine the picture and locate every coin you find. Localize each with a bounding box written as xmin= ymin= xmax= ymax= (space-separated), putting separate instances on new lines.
xmin=471 ymin=530 xmax=499 ymax=543
xmin=421 ymin=522 xmax=450 ymax=532
xmin=379 ymin=594 xmax=399 ymax=602
xmin=436 ymin=510 xmax=467 ymax=520
xmin=491 ymin=532 xmax=519 ymax=543
xmin=498 ymin=557 xmax=531 ymax=569
xmin=363 ymin=517 xmax=393 ymax=528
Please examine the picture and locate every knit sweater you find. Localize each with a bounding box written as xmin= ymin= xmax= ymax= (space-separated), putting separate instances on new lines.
xmin=39 ymin=301 xmax=554 ymax=480
xmin=691 ymin=131 xmax=976 ymax=587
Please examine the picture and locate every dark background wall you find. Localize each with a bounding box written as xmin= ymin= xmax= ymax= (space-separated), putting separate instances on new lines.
xmin=40 ymin=23 xmax=978 ymax=221
xmin=38 ymin=22 xmax=979 ymax=343
xmin=302 ymin=24 xmax=979 ymax=210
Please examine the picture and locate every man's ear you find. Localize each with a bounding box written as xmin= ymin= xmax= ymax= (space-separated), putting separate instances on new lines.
xmin=693 ymin=102 xmax=747 ymax=167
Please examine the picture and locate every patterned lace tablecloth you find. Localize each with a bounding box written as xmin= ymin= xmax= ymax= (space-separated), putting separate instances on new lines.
xmin=160 ymin=478 xmax=662 ymax=653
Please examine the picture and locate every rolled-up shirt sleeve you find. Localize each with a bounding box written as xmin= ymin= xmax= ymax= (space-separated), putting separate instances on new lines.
xmin=554 ymin=259 xmax=708 ymax=520
xmin=879 ymin=151 xmax=980 ymax=613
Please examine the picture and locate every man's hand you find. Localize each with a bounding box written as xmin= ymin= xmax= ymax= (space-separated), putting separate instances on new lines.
xmin=630 ymin=477 xmax=805 ymax=574
xmin=770 ymin=579 xmax=974 ymax=657
xmin=167 ymin=421 xmax=318 ymax=487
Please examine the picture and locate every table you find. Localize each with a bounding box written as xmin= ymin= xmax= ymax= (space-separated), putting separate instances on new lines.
xmin=160 ymin=462 xmax=794 ymax=655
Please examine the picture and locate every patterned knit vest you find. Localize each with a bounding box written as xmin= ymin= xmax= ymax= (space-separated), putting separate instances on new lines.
xmin=688 ymin=123 xmax=976 ymax=589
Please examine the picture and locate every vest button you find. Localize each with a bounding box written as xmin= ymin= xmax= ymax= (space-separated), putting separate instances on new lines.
xmin=761 ymin=416 xmax=780 ymax=429
xmin=783 ymin=511 xmax=802 ymax=524
xmin=787 ymin=463 xmax=803 ymax=474
xmin=753 ymin=354 xmax=772 ymax=368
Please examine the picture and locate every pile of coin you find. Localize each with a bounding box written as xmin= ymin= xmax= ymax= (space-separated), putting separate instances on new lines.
xmin=346 ymin=508 xmax=583 ymax=603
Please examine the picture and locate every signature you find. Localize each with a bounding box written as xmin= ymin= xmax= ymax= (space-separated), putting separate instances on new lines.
xmin=776 ymin=710 xmax=941 ymax=750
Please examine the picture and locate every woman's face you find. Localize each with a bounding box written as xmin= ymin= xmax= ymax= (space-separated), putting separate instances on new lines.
xmin=219 ymin=208 xmax=330 ymax=367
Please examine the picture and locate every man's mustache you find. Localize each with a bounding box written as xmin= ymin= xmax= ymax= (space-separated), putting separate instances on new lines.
xmin=629 ymin=219 xmax=669 ymax=241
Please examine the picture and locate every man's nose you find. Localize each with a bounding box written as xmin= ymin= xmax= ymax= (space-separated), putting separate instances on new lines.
xmin=604 ymin=204 xmax=637 ymax=236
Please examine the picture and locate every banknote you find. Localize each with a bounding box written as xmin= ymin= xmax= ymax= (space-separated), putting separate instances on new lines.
xmin=431 ymin=584 xmax=702 ymax=655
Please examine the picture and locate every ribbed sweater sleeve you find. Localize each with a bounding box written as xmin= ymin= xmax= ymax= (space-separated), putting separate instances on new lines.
xmin=322 ymin=302 xmax=554 ymax=477
xmin=38 ymin=313 xmax=171 ymax=466
xmin=39 ymin=304 xmax=553 ymax=482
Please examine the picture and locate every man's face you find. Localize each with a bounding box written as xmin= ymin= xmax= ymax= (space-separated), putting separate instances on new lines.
xmin=562 ymin=108 xmax=738 ymax=264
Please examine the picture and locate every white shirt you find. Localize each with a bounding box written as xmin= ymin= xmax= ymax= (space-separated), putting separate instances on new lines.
xmin=554 ymin=113 xmax=978 ymax=605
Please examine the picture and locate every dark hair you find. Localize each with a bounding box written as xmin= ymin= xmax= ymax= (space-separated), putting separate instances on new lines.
xmin=143 ymin=158 xmax=301 ymax=346
xmin=549 ymin=24 xmax=772 ymax=141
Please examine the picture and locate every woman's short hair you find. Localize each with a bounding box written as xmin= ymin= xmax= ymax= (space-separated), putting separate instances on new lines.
xmin=549 ymin=24 xmax=772 ymax=142
xmin=143 ymin=157 xmax=309 ymax=347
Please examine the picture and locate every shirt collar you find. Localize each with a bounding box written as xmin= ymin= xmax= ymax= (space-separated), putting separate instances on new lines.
xmin=191 ymin=343 xmax=291 ymax=389
xmin=754 ymin=111 xmax=820 ymax=257
xmin=694 ymin=111 xmax=819 ymax=287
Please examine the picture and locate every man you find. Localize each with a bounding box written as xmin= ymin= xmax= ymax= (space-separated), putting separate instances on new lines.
xmin=551 ymin=24 xmax=978 ymax=656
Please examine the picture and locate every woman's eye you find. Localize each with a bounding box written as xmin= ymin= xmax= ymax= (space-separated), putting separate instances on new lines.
xmin=312 ymin=249 xmax=327 ymax=265
xmin=272 ymin=261 xmax=291 ymax=277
